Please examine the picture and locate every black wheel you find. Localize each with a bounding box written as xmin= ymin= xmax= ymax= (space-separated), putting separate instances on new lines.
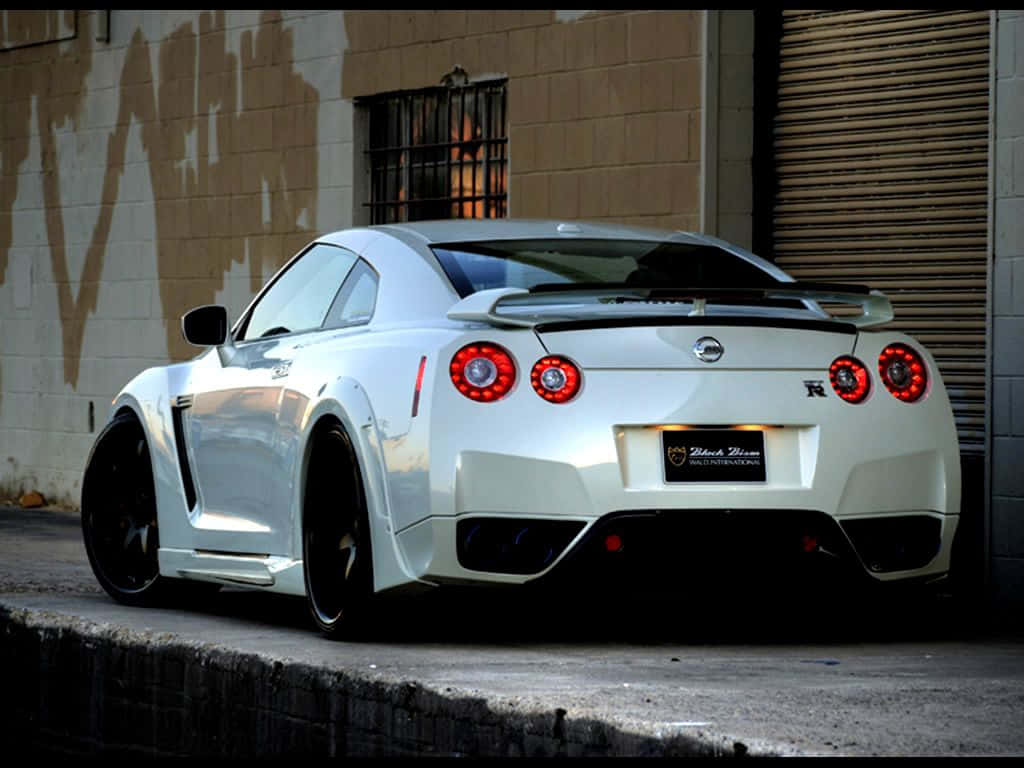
xmin=81 ymin=412 xmax=168 ymax=606
xmin=303 ymin=422 xmax=375 ymax=639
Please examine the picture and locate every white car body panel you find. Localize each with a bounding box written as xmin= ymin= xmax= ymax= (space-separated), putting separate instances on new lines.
xmin=406 ymin=331 xmax=957 ymax=585
xmin=99 ymin=220 xmax=960 ymax=600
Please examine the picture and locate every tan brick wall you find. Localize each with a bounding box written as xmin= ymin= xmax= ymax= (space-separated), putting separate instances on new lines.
xmin=0 ymin=9 xmax=705 ymax=503
xmin=1 ymin=10 xmax=75 ymax=50
xmin=341 ymin=10 xmax=703 ymax=231
xmin=0 ymin=10 xmax=349 ymax=500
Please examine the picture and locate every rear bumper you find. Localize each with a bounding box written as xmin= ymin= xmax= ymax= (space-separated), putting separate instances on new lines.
xmin=538 ymin=509 xmax=952 ymax=590
xmin=399 ymin=508 xmax=957 ymax=588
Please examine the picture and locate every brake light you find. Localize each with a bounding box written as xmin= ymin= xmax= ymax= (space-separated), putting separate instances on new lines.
xmin=450 ymin=343 xmax=516 ymax=401
xmin=829 ymin=356 xmax=870 ymax=403
xmin=878 ymin=344 xmax=927 ymax=402
xmin=530 ymin=356 xmax=582 ymax=403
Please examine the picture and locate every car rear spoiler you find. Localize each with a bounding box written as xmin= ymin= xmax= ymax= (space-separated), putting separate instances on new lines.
xmin=446 ymin=282 xmax=894 ymax=329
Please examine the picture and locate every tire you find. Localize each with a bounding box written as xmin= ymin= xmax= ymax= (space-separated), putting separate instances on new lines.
xmin=302 ymin=422 xmax=375 ymax=639
xmin=81 ymin=412 xmax=170 ymax=606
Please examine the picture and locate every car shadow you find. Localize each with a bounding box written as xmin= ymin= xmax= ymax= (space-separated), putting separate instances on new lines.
xmin=176 ymin=582 xmax=1013 ymax=647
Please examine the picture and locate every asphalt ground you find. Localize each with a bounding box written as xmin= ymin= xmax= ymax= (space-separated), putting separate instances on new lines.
xmin=2 ymin=503 xmax=1024 ymax=756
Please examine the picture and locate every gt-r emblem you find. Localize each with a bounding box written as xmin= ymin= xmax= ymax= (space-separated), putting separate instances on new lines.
xmin=693 ymin=336 xmax=724 ymax=363
xmin=667 ymin=445 xmax=688 ymax=467
xmin=804 ymin=380 xmax=827 ymax=397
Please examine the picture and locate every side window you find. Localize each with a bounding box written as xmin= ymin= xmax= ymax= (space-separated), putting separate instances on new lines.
xmin=323 ymin=260 xmax=379 ymax=329
xmin=239 ymin=244 xmax=357 ymax=341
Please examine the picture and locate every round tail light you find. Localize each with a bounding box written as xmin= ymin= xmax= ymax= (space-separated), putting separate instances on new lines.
xmin=450 ymin=343 xmax=516 ymax=402
xmin=829 ymin=356 xmax=870 ymax=403
xmin=878 ymin=343 xmax=927 ymax=402
xmin=530 ymin=356 xmax=582 ymax=403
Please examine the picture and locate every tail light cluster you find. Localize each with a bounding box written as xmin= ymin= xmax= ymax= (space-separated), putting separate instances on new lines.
xmin=447 ymin=339 xmax=928 ymax=406
xmin=828 ymin=343 xmax=929 ymax=404
xmin=530 ymin=356 xmax=582 ymax=403
xmin=450 ymin=343 xmax=582 ymax=404
xmin=450 ymin=343 xmax=516 ymax=401
xmin=878 ymin=344 xmax=928 ymax=402
xmin=828 ymin=356 xmax=870 ymax=403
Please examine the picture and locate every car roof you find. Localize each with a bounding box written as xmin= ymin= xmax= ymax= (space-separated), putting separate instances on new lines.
xmin=318 ymin=218 xmax=794 ymax=288
xmin=346 ymin=218 xmax=713 ymax=246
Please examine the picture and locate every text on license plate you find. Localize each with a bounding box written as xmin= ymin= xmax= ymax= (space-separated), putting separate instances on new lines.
xmin=661 ymin=429 xmax=766 ymax=482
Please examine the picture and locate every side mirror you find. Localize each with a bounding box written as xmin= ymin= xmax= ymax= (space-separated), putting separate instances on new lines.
xmin=182 ymin=305 xmax=228 ymax=347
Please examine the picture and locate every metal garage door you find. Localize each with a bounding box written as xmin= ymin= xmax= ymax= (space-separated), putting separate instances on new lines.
xmin=769 ymin=9 xmax=990 ymax=453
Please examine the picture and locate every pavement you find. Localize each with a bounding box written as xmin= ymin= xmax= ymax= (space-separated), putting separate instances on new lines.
xmin=2 ymin=503 xmax=1024 ymax=756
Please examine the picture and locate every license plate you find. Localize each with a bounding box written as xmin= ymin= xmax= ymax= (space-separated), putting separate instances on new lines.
xmin=662 ymin=429 xmax=766 ymax=482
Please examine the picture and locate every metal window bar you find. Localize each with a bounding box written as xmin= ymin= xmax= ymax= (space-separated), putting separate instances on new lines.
xmin=364 ymin=80 xmax=508 ymax=224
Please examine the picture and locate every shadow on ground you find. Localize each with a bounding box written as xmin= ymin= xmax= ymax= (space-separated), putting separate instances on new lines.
xmin=175 ymin=581 xmax=1015 ymax=648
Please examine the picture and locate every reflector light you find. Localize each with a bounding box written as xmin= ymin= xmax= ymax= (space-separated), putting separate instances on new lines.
xmin=530 ymin=356 xmax=582 ymax=403
xmin=605 ymin=534 xmax=623 ymax=552
xmin=801 ymin=535 xmax=818 ymax=554
xmin=411 ymin=355 xmax=427 ymax=417
xmin=450 ymin=343 xmax=516 ymax=402
xmin=828 ymin=356 xmax=870 ymax=403
xmin=878 ymin=344 xmax=928 ymax=402
xmin=465 ymin=357 xmax=497 ymax=388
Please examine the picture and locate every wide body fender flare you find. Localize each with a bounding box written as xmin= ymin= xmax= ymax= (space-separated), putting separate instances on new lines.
xmin=296 ymin=376 xmax=433 ymax=595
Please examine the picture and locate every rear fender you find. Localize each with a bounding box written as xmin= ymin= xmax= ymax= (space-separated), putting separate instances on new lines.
xmin=297 ymin=376 xmax=430 ymax=595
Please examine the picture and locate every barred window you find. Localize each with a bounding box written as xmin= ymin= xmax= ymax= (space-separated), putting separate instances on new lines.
xmin=364 ymin=79 xmax=508 ymax=224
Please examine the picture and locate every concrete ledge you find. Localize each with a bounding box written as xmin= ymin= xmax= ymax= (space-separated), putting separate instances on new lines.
xmin=0 ymin=604 xmax=764 ymax=757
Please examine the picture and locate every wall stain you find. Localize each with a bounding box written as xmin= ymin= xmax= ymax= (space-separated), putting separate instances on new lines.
xmin=1 ymin=10 xmax=75 ymax=50
xmin=1 ymin=10 xmax=320 ymax=393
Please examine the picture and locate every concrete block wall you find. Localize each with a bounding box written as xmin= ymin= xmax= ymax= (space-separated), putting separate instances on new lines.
xmin=340 ymin=10 xmax=704 ymax=231
xmin=1 ymin=10 xmax=705 ymax=504
xmin=715 ymin=10 xmax=754 ymax=251
xmin=0 ymin=10 xmax=353 ymax=502
xmin=992 ymin=10 xmax=1024 ymax=601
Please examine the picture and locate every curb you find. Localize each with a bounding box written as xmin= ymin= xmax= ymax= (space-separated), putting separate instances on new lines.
xmin=0 ymin=603 xmax=781 ymax=757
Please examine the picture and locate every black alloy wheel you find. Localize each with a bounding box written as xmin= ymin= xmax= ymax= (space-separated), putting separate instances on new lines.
xmin=81 ymin=412 xmax=168 ymax=606
xmin=303 ymin=422 xmax=374 ymax=639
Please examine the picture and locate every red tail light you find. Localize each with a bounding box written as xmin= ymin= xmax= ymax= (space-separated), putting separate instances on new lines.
xmin=450 ymin=343 xmax=516 ymax=402
xmin=829 ymin=356 xmax=870 ymax=403
xmin=878 ymin=344 xmax=927 ymax=402
xmin=530 ymin=356 xmax=582 ymax=403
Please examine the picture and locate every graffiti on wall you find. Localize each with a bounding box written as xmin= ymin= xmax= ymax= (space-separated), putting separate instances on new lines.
xmin=0 ymin=10 xmax=320 ymax=393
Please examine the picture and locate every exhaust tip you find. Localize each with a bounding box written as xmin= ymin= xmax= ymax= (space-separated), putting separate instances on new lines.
xmin=457 ymin=518 xmax=585 ymax=575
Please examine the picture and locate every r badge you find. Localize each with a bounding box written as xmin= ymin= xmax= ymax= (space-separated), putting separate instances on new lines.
xmin=804 ymin=380 xmax=827 ymax=397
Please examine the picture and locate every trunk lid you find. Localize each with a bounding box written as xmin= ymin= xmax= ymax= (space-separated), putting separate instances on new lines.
xmin=535 ymin=322 xmax=856 ymax=370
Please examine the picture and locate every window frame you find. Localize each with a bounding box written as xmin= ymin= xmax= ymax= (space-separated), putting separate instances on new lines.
xmin=322 ymin=258 xmax=381 ymax=331
xmin=361 ymin=78 xmax=508 ymax=225
xmin=232 ymin=242 xmax=362 ymax=345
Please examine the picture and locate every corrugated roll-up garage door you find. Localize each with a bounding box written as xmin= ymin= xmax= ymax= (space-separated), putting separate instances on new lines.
xmin=770 ymin=9 xmax=990 ymax=454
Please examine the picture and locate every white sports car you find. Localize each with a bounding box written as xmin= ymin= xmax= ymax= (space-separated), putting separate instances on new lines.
xmin=81 ymin=220 xmax=960 ymax=637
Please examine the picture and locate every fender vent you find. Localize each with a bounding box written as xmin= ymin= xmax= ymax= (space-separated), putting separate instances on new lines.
xmin=171 ymin=404 xmax=197 ymax=511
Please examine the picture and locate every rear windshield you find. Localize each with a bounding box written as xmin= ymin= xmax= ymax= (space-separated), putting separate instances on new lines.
xmin=431 ymin=239 xmax=781 ymax=298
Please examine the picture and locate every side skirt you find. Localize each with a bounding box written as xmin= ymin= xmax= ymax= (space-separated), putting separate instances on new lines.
xmin=158 ymin=548 xmax=306 ymax=596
